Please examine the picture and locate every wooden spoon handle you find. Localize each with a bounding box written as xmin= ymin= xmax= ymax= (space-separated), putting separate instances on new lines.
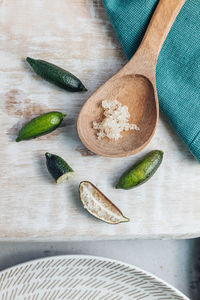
xmin=134 ymin=0 xmax=186 ymax=67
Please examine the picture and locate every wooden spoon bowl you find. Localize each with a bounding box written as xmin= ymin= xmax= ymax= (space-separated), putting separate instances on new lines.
xmin=78 ymin=75 xmax=156 ymax=157
xmin=77 ymin=0 xmax=185 ymax=157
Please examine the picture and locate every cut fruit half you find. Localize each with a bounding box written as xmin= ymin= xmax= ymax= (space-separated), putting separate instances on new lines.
xmin=45 ymin=152 xmax=74 ymax=184
xmin=79 ymin=181 xmax=129 ymax=224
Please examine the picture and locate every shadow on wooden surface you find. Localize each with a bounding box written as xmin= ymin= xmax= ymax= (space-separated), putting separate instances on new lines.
xmin=189 ymin=238 xmax=200 ymax=300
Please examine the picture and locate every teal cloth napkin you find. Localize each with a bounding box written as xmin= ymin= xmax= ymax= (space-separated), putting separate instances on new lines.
xmin=103 ymin=0 xmax=200 ymax=161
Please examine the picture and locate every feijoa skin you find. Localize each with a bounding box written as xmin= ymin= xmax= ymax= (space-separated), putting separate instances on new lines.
xmin=79 ymin=181 xmax=129 ymax=224
xmin=16 ymin=111 xmax=66 ymax=142
xmin=45 ymin=152 xmax=74 ymax=184
xmin=116 ymin=150 xmax=163 ymax=189
xmin=26 ymin=57 xmax=87 ymax=92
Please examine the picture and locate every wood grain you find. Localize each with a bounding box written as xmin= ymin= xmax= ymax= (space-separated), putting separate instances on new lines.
xmin=0 ymin=0 xmax=199 ymax=240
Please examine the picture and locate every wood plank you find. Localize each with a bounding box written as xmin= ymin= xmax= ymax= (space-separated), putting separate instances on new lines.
xmin=0 ymin=0 xmax=199 ymax=240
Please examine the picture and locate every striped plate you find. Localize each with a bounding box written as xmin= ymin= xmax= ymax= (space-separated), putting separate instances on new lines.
xmin=0 ymin=255 xmax=189 ymax=300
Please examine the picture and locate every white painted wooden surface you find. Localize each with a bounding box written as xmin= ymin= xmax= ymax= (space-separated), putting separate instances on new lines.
xmin=0 ymin=0 xmax=199 ymax=240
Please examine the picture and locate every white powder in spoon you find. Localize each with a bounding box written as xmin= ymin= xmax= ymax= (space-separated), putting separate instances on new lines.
xmin=93 ymin=100 xmax=140 ymax=141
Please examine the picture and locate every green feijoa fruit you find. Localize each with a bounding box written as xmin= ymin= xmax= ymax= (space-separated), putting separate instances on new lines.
xmin=45 ymin=152 xmax=74 ymax=184
xmin=116 ymin=150 xmax=164 ymax=189
xmin=26 ymin=57 xmax=87 ymax=92
xmin=16 ymin=111 xmax=66 ymax=142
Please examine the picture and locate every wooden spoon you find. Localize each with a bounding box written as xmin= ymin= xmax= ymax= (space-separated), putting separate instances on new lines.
xmin=77 ymin=0 xmax=185 ymax=157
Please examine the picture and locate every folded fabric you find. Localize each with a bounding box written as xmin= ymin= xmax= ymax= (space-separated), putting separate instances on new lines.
xmin=103 ymin=0 xmax=200 ymax=161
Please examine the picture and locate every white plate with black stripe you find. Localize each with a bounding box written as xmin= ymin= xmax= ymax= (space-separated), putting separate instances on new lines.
xmin=0 ymin=255 xmax=189 ymax=300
